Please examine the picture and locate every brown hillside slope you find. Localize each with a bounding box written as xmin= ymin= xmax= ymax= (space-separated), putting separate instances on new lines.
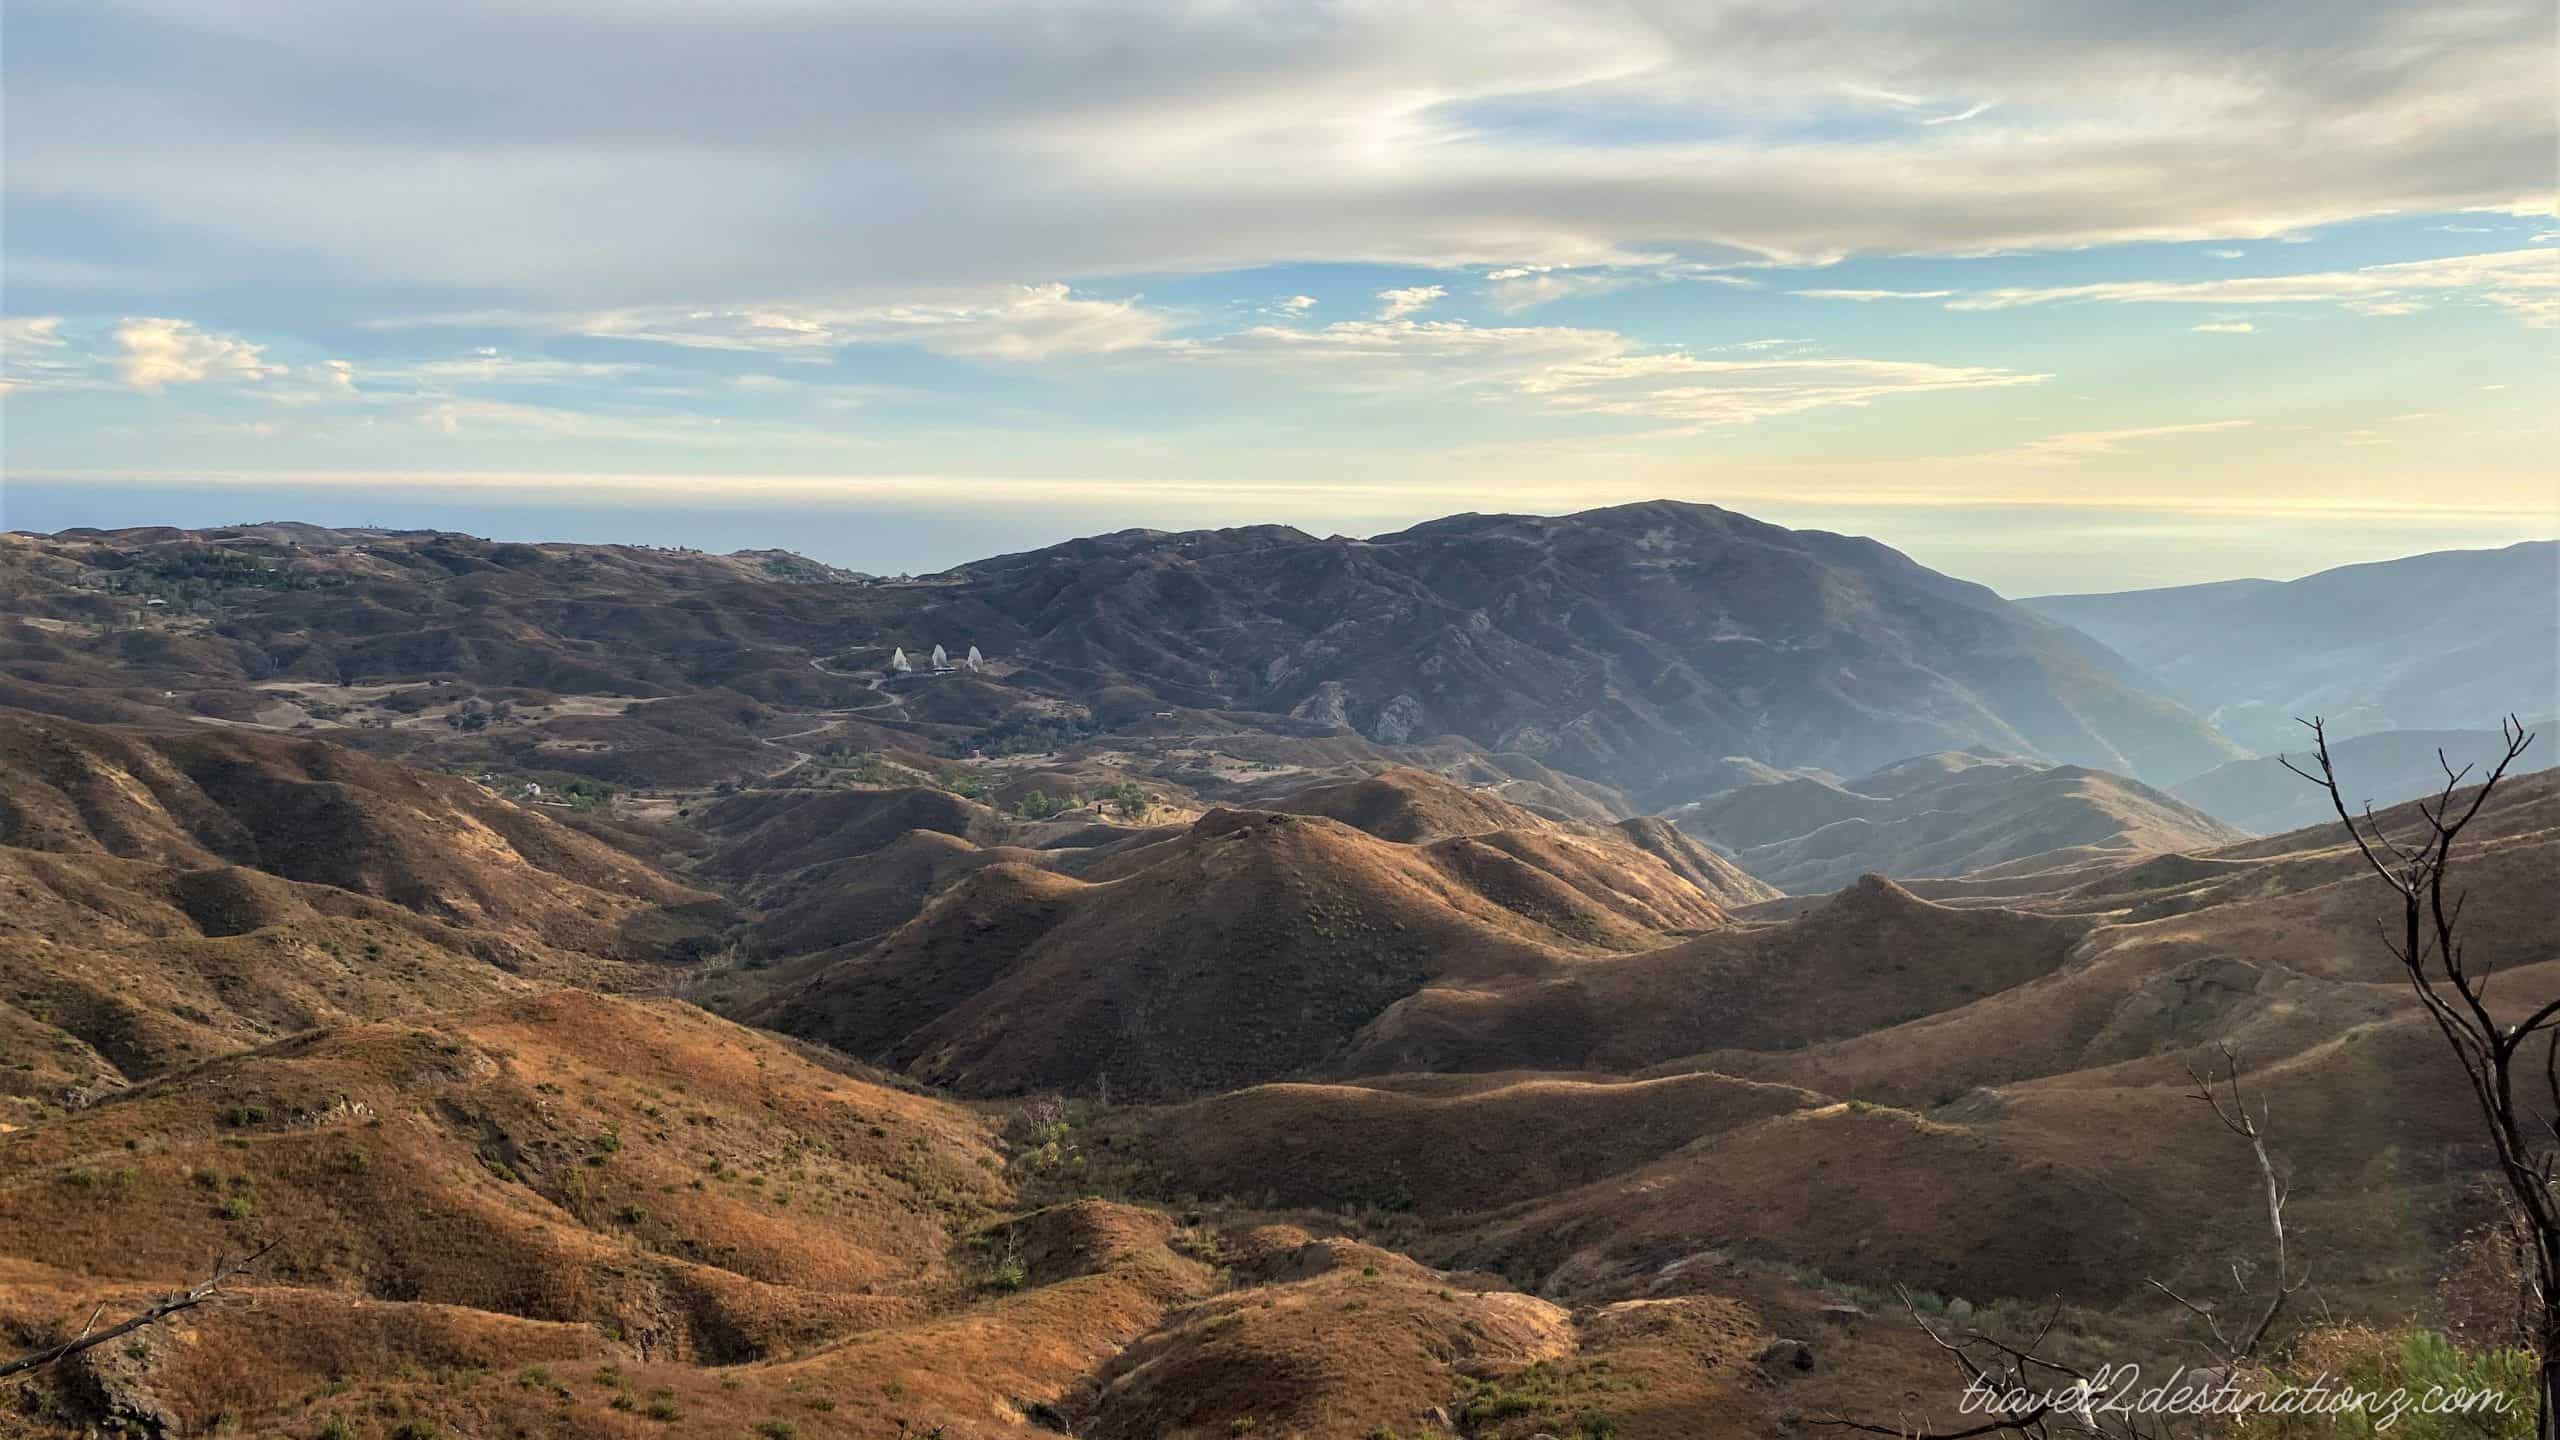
xmin=0 ymin=992 xmax=1008 ymax=1382
xmin=1668 ymin=771 xmax=2560 ymax=1106
xmin=1265 ymin=765 xmax=1558 ymax=841
xmin=1125 ymin=775 xmax=2551 ymax=1318
xmin=0 ymin=845 xmax=667 ymax=1111
xmin=0 ymin=712 xmax=726 ymax=1119
xmin=691 ymin=785 xmax=1008 ymax=881
xmin=756 ymin=801 xmax=1737 ymax=1100
xmin=1340 ymin=876 xmax=2089 ymax=1074
xmin=1610 ymin=814 xmax=1781 ymax=907
xmin=1126 ymin=1070 xmax=1825 ymax=1215
xmin=0 ymin=709 xmax=720 ymax=956
xmin=1675 ymin=750 xmax=2248 ymax=894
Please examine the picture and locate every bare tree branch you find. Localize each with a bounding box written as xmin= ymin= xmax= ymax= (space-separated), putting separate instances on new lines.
xmin=2283 ymin=715 xmax=2555 ymax=1440
xmin=0 ymin=1239 xmax=278 ymax=1380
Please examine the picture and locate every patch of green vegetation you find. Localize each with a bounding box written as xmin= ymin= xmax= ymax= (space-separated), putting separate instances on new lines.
xmin=2233 ymin=1330 xmax=2535 ymax=1440
xmin=974 ymin=711 xmax=1100 ymax=757
xmin=1012 ymin=789 xmax=1079 ymax=820
xmin=102 ymin=546 xmax=342 ymax=605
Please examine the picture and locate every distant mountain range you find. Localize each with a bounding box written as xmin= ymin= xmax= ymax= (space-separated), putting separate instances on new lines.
xmin=2023 ymin=540 xmax=2558 ymax=755
xmin=944 ymin=502 xmax=2244 ymax=798
xmin=5 ymin=503 xmax=2247 ymax=804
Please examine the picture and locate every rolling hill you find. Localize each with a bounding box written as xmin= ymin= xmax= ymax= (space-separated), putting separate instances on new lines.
xmin=751 ymin=769 xmax=1747 ymax=1101
xmin=0 ymin=709 xmax=724 ymax=1119
xmin=1670 ymin=749 xmax=2249 ymax=893
xmin=2171 ymin=720 xmax=2558 ymax=833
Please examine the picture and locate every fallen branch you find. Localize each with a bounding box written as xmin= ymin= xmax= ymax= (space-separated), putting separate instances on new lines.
xmin=0 ymin=1239 xmax=278 ymax=1380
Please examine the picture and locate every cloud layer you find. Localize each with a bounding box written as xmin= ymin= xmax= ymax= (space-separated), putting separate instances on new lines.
xmin=7 ymin=0 xmax=2549 ymax=310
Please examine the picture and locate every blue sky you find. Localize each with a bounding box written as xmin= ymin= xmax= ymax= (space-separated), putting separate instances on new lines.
xmin=3 ymin=0 xmax=2553 ymax=595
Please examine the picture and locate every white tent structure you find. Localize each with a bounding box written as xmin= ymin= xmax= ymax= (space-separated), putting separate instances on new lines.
xmin=930 ymin=644 xmax=950 ymax=671
xmin=889 ymin=647 xmax=912 ymax=674
xmin=965 ymin=646 xmax=984 ymax=672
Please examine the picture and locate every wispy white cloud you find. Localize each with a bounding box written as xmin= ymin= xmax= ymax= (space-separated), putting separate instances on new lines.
xmin=1375 ymin=285 xmax=1448 ymax=320
xmin=1940 ymin=248 xmax=2555 ymax=323
xmin=1201 ymin=317 xmax=1620 ymax=392
xmin=1 ymin=317 xmax=67 ymax=352
xmin=1795 ymin=249 xmax=2556 ymax=326
xmin=0 ymin=317 xmax=81 ymax=395
xmin=572 ymin=284 xmax=1171 ymax=359
xmin=1195 ymin=315 xmax=2039 ymax=425
xmin=1520 ymin=352 xmax=2047 ymax=426
xmin=110 ymin=318 xmax=284 ymax=392
xmin=1485 ymin=269 xmax=1638 ymax=313
xmin=1793 ymin=288 xmax=1955 ymax=301
xmin=1975 ymin=419 xmax=2255 ymax=466
xmin=2192 ymin=320 xmax=2256 ymax=334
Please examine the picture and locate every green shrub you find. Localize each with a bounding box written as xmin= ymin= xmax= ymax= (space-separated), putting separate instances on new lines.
xmin=1013 ymin=789 xmax=1074 ymax=820
xmin=2232 ymin=1329 xmax=2534 ymax=1440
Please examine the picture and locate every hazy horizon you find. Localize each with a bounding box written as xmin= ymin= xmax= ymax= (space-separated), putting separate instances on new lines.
xmin=5 ymin=481 xmax=2551 ymax=598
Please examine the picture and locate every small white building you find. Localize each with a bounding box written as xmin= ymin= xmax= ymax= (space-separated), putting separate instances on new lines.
xmin=930 ymin=644 xmax=951 ymax=671
xmin=965 ymin=646 xmax=984 ymax=672
xmin=889 ymin=647 xmax=912 ymax=674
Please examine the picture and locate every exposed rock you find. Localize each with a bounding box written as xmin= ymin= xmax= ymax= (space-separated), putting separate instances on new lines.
xmin=1757 ymin=1338 xmax=1816 ymax=1375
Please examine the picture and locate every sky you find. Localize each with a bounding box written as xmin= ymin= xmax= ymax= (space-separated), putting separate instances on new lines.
xmin=2 ymin=1 xmax=2555 ymax=597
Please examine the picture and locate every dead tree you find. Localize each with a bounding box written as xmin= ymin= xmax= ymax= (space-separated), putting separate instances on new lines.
xmin=0 ymin=1240 xmax=278 ymax=1381
xmin=2149 ymin=1045 xmax=2310 ymax=1367
xmin=2281 ymin=714 xmax=2555 ymax=1439
xmin=1816 ymin=1050 xmax=2305 ymax=1440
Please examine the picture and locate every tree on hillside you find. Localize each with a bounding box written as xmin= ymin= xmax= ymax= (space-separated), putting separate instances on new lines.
xmin=2280 ymin=715 xmax=2555 ymax=1440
